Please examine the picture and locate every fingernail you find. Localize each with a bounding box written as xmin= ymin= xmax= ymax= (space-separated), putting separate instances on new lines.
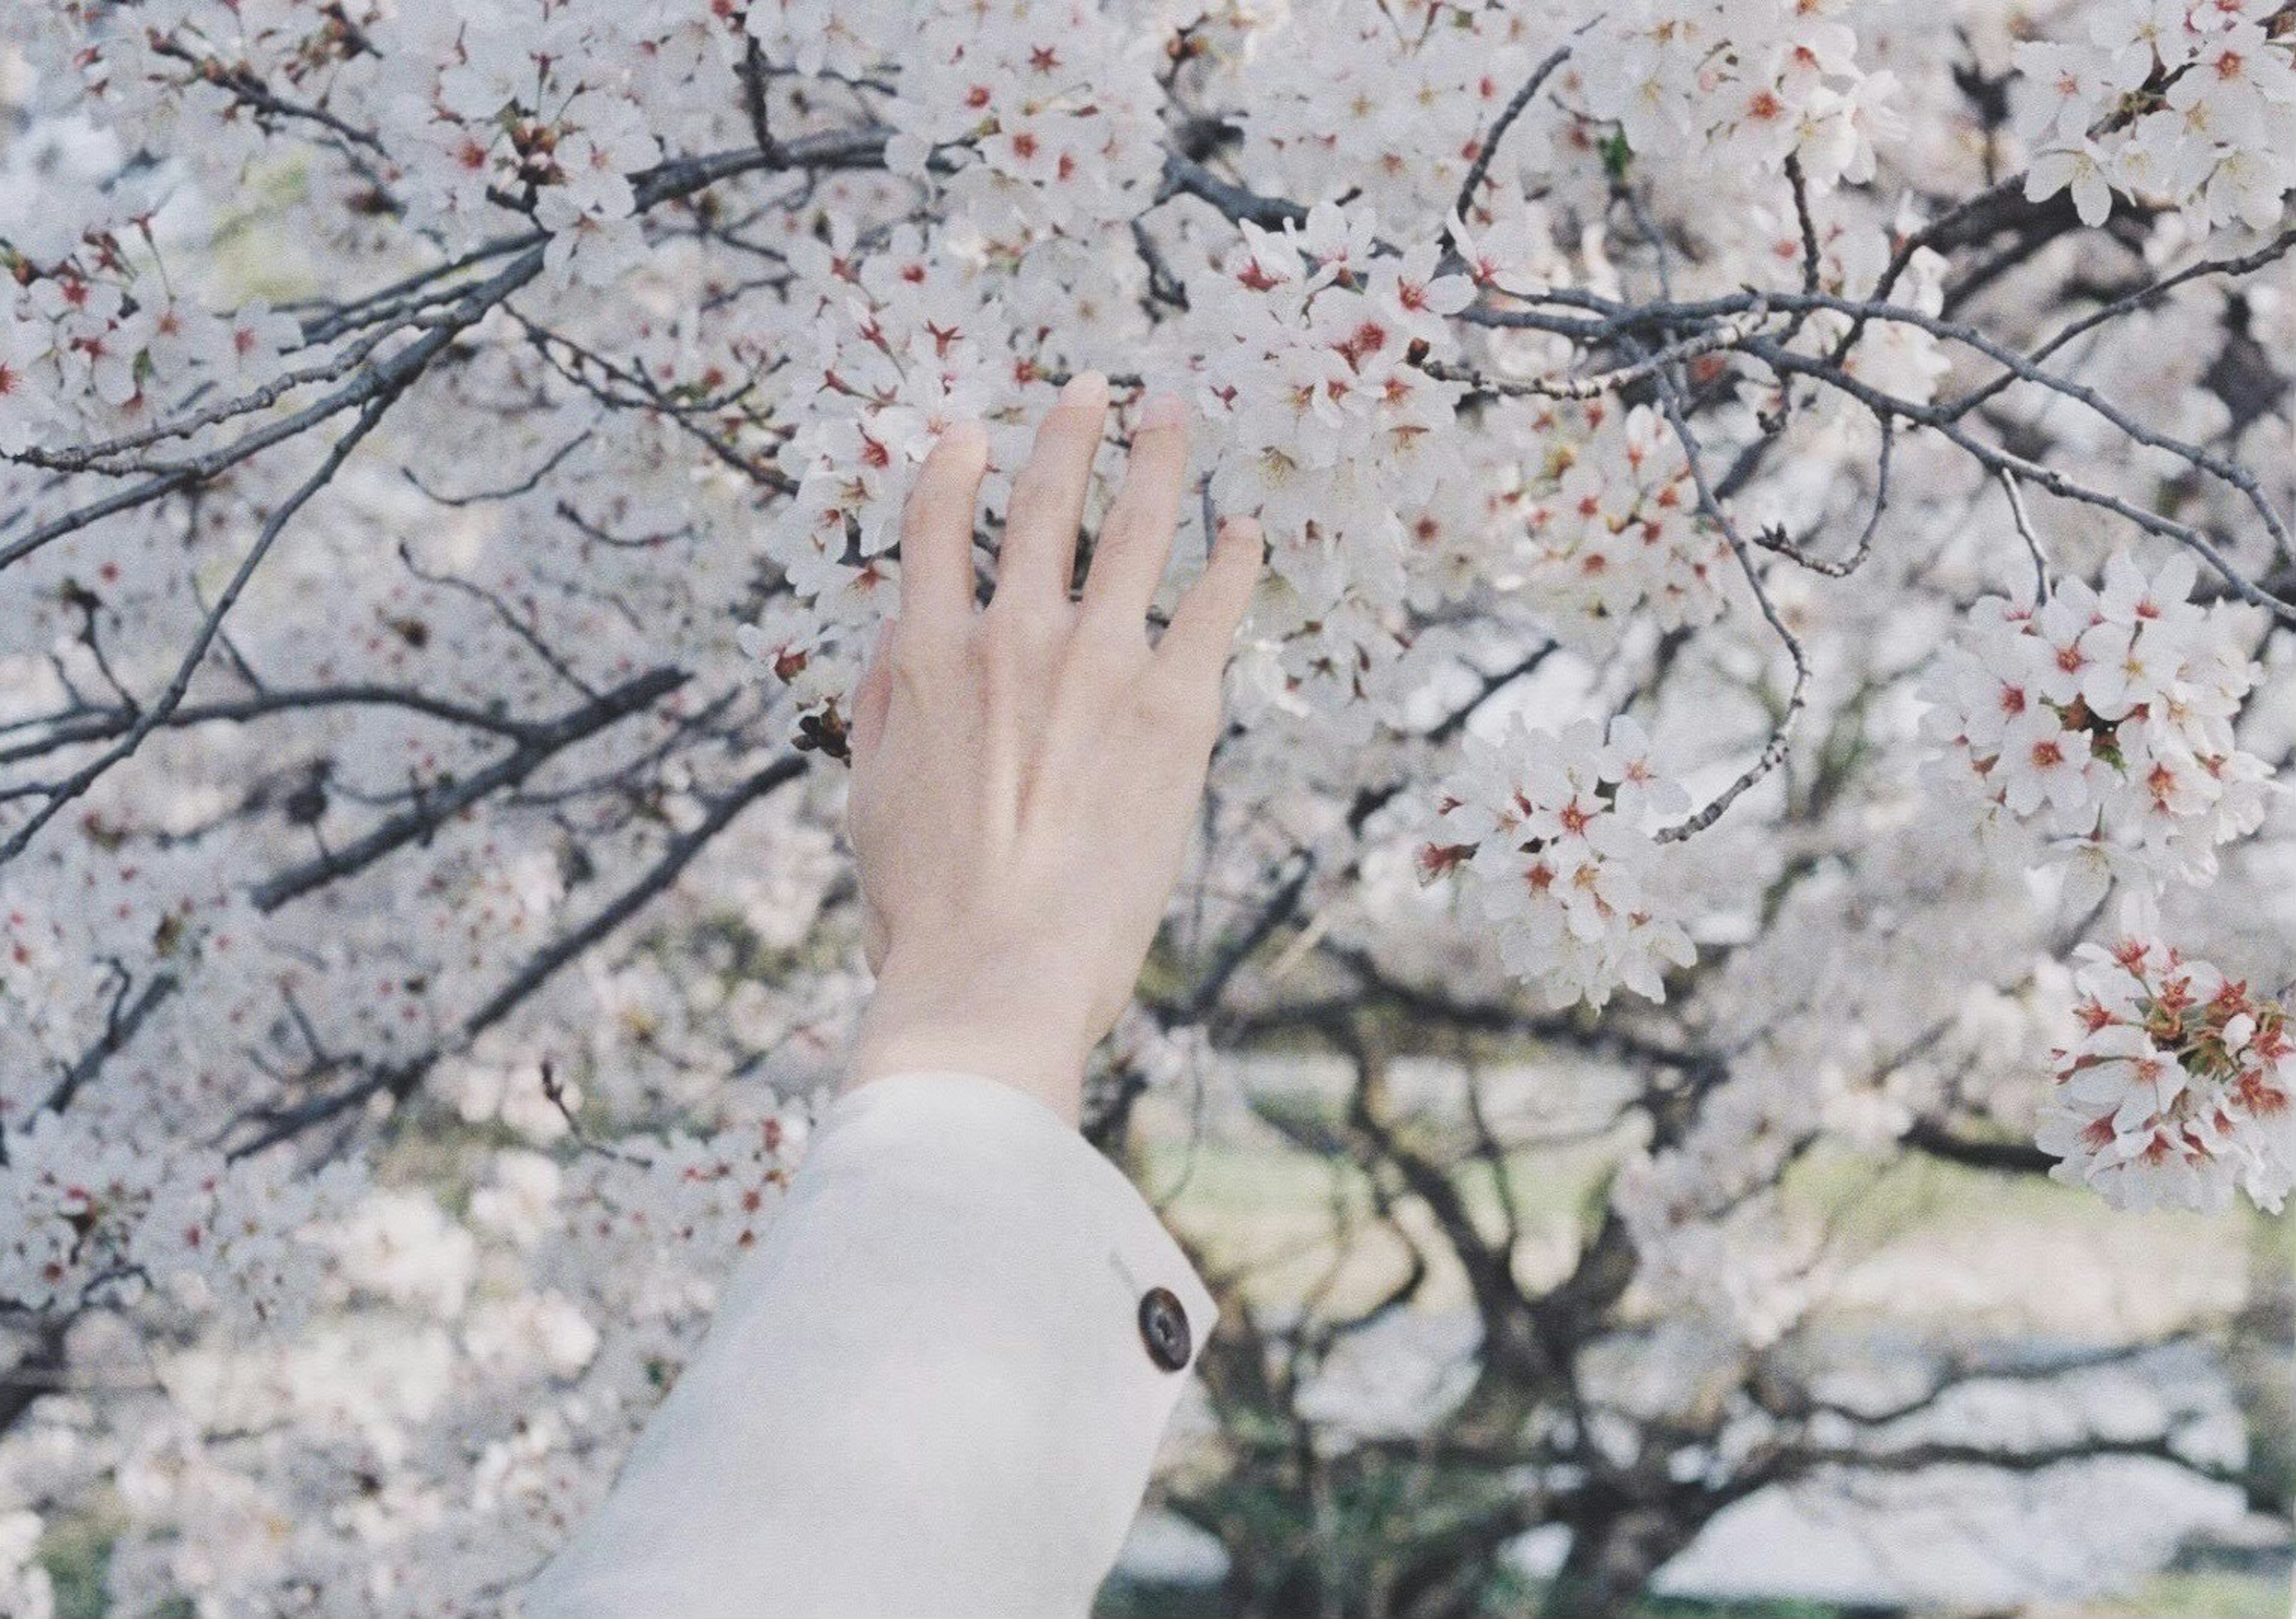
xmin=1059 ymin=370 xmax=1107 ymax=408
xmin=1140 ymin=392 xmax=1187 ymax=431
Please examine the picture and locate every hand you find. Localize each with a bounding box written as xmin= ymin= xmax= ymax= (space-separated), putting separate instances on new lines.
xmin=839 ymin=372 xmax=1263 ymax=1126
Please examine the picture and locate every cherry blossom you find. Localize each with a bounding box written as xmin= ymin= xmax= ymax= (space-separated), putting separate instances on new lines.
xmin=1918 ymin=552 xmax=2276 ymax=908
xmin=2014 ymin=0 xmax=2296 ymax=231
xmin=2038 ymin=898 xmax=2296 ymax=1211
xmin=1509 ymin=399 xmax=1733 ymax=648
xmin=1416 ymin=713 xmax=1697 ymax=1010
xmin=0 ymin=0 xmax=2290 ymax=1608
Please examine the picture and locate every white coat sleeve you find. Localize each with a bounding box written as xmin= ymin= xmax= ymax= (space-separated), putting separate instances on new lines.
xmin=519 ymin=1067 xmax=1219 ymax=1619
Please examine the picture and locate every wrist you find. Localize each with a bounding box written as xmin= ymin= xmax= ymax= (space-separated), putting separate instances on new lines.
xmin=845 ymin=951 xmax=1097 ymax=1126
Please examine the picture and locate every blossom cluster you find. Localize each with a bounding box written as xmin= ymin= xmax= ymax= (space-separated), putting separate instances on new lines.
xmin=744 ymin=0 xmax=890 ymax=80
xmin=762 ymin=221 xmax=1033 ymax=639
xmin=747 ymin=0 xmax=1171 ymax=245
xmin=0 ymin=1112 xmax=364 ymax=1330
xmin=545 ymin=1104 xmax=811 ymax=1321
xmin=1611 ymin=1159 xmax=1824 ymax=1348
xmin=1149 ymin=201 xmax=1501 ymax=747
xmin=0 ymin=273 xmax=302 ymax=454
xmin=2038 ymin=902 xmax=2295 ymax=1212
xmin=1232 ymin=1 xmax=1549 ymax=233
xmin=389 ymin=1 xmax=668 ymax=286
xmin=1918 ymin=552 xmax=2273 ymax=909
xmin=1416 ymin=713 xmax=1697 ymax=1010
xmin=1506 ymin=399 xmax=1733 ymax=649
xmin=884 ymin=0 xmax=1168 ymax=239
xmin=1235 ymin=0 xmax=1901 ymax=225
xmin=1194 ymin=203 xmax=1474 ymax=616
xmin=1 ymin=0 xmax=763 ymax=450
xmin=43 ymin=1 xmax=708 ymax=292
xmin=1564 ymin=0 xmax=1905 ymax=191
xmin=2014 ymin=0 xmax=2296 ymax=231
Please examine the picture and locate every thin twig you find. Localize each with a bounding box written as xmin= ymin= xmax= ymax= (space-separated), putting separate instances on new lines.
xmin=1998 ymin=466 xmax=2051 ymax=605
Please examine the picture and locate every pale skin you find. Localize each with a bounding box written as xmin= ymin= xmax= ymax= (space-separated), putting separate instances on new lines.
xmin=841 ymin=371 xmax=1265 ymax=1128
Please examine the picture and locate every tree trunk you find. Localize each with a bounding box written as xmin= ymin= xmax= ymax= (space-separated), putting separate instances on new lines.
xmin=2227 ymin=1218 xmax=2295 ymax=1519
xmin=1538 ymin=1509 xmax=1693 ymax=1619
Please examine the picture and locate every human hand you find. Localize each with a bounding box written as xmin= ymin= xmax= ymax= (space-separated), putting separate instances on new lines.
xmin=839 ymin=372 xmax=1263 ymax=1127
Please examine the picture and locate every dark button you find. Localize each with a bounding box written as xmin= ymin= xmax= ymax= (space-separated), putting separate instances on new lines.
xmin=1137 ymin=1286 xmax=1192 ymax=1372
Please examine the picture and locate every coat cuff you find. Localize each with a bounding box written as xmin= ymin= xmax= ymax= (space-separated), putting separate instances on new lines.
xmin=822 ymin=1068 xmax=1219 ymax=1357
xmin=521 ymin=1067 xmax=1217 ymax=1619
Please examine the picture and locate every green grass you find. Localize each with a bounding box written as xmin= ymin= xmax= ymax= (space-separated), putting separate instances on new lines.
xmin=36 ymin=1511 xmax=114 ymax=1619
xmin=1103 ymin=1569 xmax=2295 ymax=1618
xmin=1132 ymin=1094 xmax=2269 ymax=1327
xmin=2063 ymin=1567 xmax=2292 ymax=1617
xmin=1103 ymin=1584 xmax=1856 ymax=1618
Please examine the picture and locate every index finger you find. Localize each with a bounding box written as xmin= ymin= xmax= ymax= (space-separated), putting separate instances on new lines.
xmin=896 ymin=420 xmax=989 ymax=630
xmin=1079 ymin=392 xmax=1190 ymax=631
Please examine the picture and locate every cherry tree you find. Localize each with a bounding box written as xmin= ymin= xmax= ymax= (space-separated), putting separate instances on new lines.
xmin=0 ymin=0 xmax=2291 ymax=1613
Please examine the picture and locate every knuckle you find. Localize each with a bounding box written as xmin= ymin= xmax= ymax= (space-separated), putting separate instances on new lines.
xmin=1131 ymin=664 xmax=1205 ymax=731
xmin=1091 ymin=513 xmax=1141 ymax=557
xmin=886 ymin=628 xmax=952 ymax=695
xmin=1077 ymin=594 xmax=1150 ymax=648
xmin=1073 ymin=616 xmax=1150 ymax=681
xmin=973 ymin=619 xmax=1057 ymax=702
xmin=984 ymin=596 xmax=1070 ymax=645
xmin=975 ymin=616 xmax=1038 ymax=677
